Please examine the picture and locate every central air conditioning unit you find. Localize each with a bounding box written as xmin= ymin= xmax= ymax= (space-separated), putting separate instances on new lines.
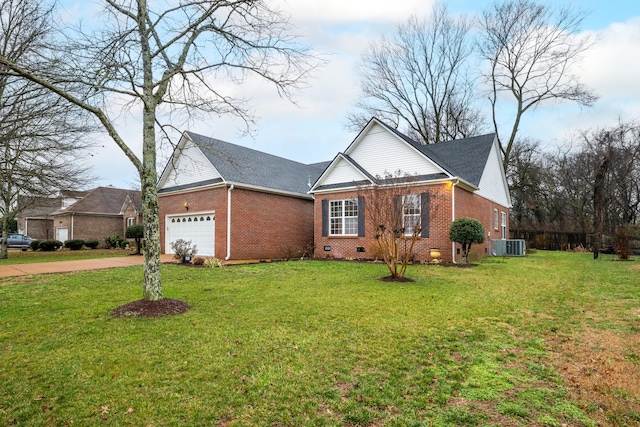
xmin=490 ymin=239 xmax=526 ymax=257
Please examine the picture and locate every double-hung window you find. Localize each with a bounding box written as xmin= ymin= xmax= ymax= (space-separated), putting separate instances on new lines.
xmin=403 ymin=194 xmax=421 ymax=235
xmin=501 ymin=211 xmax=507 ymax=239
xmin=127 ymin=217 xmax=136 ymax=227
xmin=330 ymin=199 xmax=358 ymax=236
xmin=494 ymin=208 xmax=499 ymax=230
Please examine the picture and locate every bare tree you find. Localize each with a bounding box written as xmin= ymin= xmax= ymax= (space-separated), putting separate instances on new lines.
xmin=0 ymin=0 xmax=319 ymax=301
xmin=0 ymin=0 xmax=92 ymax=259
xmin=478 ymin=0 xmax=598 ymax=172
xmin=365 ymin=172 xmax=433 ymax=279
xmin=349 ymin=3 xmax=484 ymax=144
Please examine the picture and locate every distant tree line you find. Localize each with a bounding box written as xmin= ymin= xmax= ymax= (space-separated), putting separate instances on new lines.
xmin=508 ymin=120 xmax=640 ymax=239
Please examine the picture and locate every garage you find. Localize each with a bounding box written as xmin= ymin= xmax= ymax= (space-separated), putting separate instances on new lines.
xmin=165 ymin=212 xmax=215 ymax=257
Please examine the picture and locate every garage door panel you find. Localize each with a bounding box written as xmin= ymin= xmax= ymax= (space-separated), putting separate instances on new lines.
xmin=166 ymin=212 xmax=215 ymax=256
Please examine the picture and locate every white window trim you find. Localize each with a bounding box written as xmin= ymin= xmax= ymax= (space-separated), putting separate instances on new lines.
xmin=494 ymin=208 xmax=499 ymax=230
xmin=329 ymin=199 xmax=358 ymax=236
xmin=501 ymin=211 xmax=507 ymax=239
xmin=403 ymin=194 xmax=421 ymax=236
xmin=127 ymin=217 xmax=135 ymax=227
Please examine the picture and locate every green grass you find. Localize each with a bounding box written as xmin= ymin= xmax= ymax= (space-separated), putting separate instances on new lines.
xmin=0 ymin=248 xmax=131 ymax=265
xmin=0 ymin=251 xmax=638 ymax=426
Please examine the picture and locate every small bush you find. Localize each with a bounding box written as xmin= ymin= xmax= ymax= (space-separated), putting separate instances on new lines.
xmin=84 ymin=240 xmax=100 ymax=249
xmin=614 ymin=226 xmax=634 ymax=260
xmin=204 ymin=258 xmax=224 ymax=268
xmin=30 ymin=240 xmax=40 ymax=251
xmin=192 ymin=257 xmax=205 ymax=266
xmin=104 ymin=234 xmax=126 ymax=249
xmin=64 ymin=239 xmax=85 ymax=251
xmin=170 ymin=239 xmax=198 ymax=262
xmin=38 ymin=240 xmax=63 ymax=252
xmin=125 ymin=224 xmax=144 ymax=255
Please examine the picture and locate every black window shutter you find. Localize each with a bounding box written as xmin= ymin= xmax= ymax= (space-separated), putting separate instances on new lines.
xmin=357 ymin=196 xmax=365 ymax=237
xmin=321 ymin=199 xmax=329 ymax=237
xmin=394 ymin=195 xmax=403 ymax=237
xmin=420 ymin=192 xmax=430 ymax=238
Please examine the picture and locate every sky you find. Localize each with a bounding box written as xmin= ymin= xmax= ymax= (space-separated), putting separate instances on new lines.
xmin=60 ymin=0 xmax=640 ymax=189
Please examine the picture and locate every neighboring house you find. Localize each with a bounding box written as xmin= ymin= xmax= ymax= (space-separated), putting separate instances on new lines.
xmin=18 ymin=190 xmax=89 ymax=240
xmin=50 ymin=187 xmax=142 ymax=242
xmin=157 ymin=131 xmax=328 ymax=259
xmin=309 ymin=118 xmax=512 ymax=263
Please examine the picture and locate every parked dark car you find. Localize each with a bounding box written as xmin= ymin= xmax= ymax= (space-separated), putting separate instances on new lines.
xmin=1 ymin=233 xmax=33 ymax=250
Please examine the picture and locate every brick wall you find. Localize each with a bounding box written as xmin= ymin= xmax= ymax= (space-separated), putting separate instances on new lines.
xmin=52 ymin=213 xmax=124 ymax=243
xmin=159 ymin=185 xmax=314 ymax=260
xmin=23 ymin=219 xmax=54 ymax=240
xmin=314 ymin=183 xmax=510 ymax=263
xmin=159 ymin=186 xmax=226 ymax=258
xmin=454 ymin=189 xmax=508 ymax=262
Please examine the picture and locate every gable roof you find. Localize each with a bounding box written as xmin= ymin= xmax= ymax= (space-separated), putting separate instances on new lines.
xmin=374 ymin=119 xmax=496 ymax=188
xmin=159 ymin=131 xmax=328 ymax=198
xmin=310 ymin=117 xmax=499 ymax=193
xmin=18 ymin=196 xmax=63 ymax=219
xmin=52 ymin=187 xmax=141 ymax=216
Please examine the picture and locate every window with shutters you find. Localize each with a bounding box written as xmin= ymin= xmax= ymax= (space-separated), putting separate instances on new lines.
xmin=330 ymin=199 xmax=358 ymax=236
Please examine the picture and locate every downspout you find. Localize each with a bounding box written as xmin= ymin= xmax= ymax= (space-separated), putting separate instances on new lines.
xmin=225 ymin=184 xmax=234 ymax=260
xmin=451 ymin=179 xmax=459 ymax=264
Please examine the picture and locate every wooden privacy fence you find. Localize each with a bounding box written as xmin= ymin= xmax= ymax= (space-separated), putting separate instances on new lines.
xmin=510 ymin=230 xmax=640 ymax=254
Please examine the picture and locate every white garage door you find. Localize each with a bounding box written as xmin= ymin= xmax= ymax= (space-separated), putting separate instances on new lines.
xmin=166 ymin=212 xmax=215 ymax=256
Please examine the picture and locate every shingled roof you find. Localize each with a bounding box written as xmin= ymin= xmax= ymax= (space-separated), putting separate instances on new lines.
xmin=52 ymin=187 xmax=141 ymax=215
xmin=184 ymin=131 xmax=328 ymax=197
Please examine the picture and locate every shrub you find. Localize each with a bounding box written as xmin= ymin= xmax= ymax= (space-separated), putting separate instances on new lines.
xmin=170 ymin=239 xmax=198 ymax=262
xmin=30 ymin=240 xmax=40 ymax=251
xmin=449 ymin=217 xmax=485 ymax=264
xmin=64 ymin=239 xmax=85 ymax=251
xmin=125 ymin=224 xmax=144 ymax=255
xmin=192 ymin=257 xmax=205 ymax=266
xmin=614 ymin=226 xmax=634 ymax=260
xmin=204 ymin=258 xmax=224 ymax=268
xmin=84 ymin=240 xmax=100 ymax=249
xmin=104 ymin=234 xmax=126 ymax=249
xmin=38 ymin=239 xmax=63 ymax=252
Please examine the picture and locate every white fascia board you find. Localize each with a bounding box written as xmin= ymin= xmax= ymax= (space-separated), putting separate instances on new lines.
xmin=493 ymin=136 xmax=513 ymax=207
xmin=159 ymin=180 xmax=313 ymax=200
xmin=157 ymin=131 xmax=190 ymax=189
xmin=311 ymin=177 xmax=473 ymax=195
xmin=309 ymin=153 xmax=374 ymax=193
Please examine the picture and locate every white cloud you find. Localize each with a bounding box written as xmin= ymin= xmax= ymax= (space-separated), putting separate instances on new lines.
xmin=580 ymin=17 xmax=640 ymax=99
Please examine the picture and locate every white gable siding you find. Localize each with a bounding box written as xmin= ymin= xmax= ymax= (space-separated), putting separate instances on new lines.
xmin=320 ymin=158 xmax=369 ymax=186
xmin=159 ymin=140 xmax=221 ymax=190
xmin=476 ymin=142 xmax=511 ymax=207
xmin=347 ymin=123 xmax=443 ymax=178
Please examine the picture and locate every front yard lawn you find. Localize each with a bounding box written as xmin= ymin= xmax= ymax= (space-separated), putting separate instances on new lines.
xmin=0 ymin=248 xmax=133 ymax=265
xmin=0 ymin=251 xmax=638 ymax=426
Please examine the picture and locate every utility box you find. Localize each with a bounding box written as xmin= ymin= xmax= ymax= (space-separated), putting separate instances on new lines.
xmin=491 ymin=239 xmax=526 ymax=257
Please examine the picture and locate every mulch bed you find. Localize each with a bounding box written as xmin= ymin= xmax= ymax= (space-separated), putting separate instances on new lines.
xmin=111 ymin=298 xmax=191 ymax=318
xmin=380 ymin=275 xmax=415 ymax=282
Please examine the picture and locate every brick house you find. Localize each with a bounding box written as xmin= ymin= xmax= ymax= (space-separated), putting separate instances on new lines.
xmin=18 ymin=190 xmax=89 ymax=240
xmin=309 ymin=118 xmax=512 ymax=263
xmin=50 ymin=187 xmax=142 ymax=242
xmin=157 ymin=131 xmax=328 ymax=259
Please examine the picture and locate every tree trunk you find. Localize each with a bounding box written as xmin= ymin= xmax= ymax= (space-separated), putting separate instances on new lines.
xmin=140 ymin=105 xmax=162 ymax=301
xmin=0 ymin=214 xmax=8 ymax=259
